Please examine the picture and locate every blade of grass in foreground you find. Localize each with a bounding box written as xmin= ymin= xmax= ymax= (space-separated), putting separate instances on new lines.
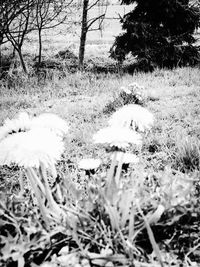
xmin=136 ymin=201 xmax=164 ymax=267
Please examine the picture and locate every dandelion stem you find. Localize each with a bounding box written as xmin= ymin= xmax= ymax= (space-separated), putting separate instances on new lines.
xmin=105 ymin=198 xmax=130 ymax=252
xmin=56 ymin=183 xmax=63 ymax=204
xmin=29 ymin=167 xmax=46 ymax=196
xmin=39 ymin=163 xmax=63 ymax=217
xmin=128 ymin=204 xmax=135 ymax=241
xmin=106 ymin=151 xmax=117 ymax=187
xmin=26 ymin=168 xmax=49 ymax=226
xmin=18 ymin=168 xmax=24 ymax=197
xmin=49 ymin=162 xmax=57 ymax=179
xmin=115 ymin=152 xmax=124 ymax=186
xmin=105 ymin=151 xmax=117 ymax=201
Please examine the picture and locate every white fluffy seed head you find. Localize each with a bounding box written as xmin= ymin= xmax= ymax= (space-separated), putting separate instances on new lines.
xmin=0 ymin=128 xmax=64 ymax=169
xmin=93 ymin=126 xmax=142 ymax=149
xmin=0 ymin=112 xmax=68 ymax=171
xmin=108 ymin=104 xmax=154 ymax=132
xmin=31 ymin=113 xmax=69 ymax=138
xmin=78 ymin=158 xmax=101 ymax=170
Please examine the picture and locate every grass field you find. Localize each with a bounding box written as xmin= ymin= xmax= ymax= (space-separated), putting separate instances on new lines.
xmin=1 ymin=66 xmax=200 ymax=266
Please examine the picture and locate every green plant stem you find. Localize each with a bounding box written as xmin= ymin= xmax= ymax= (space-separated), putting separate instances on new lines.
xmin=18 ymin=168 xmax=24 ymax=197
xmin=26 ymin=168 xmax=49 ymax=226
xmin=56 ymin=183 xmax=63 ymax=203
xmin=104 ymin=199 xmax=128 ymax=251
xmin=115 ymin=152 xmax=124 ymax=186
xmin=128 ymin=204 xmax=135 ymax=241
xmin=29 ymin=167 xmax=46 ymax=196
xmin=136 ymin=201 xmax=164 ymax=267
xmin=105 ymin=151 xmax=117 ymax=202
xmin=106 ymin=151 xmax=117 ymax=188
xmin=39 ymin=163 xmax=63 ymax=218
xmin=50 ymin=163 xmax=57 ymax=179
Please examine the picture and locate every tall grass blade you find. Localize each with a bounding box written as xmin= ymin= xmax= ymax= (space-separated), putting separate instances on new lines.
xmin=136 ymin=201 xmax=164 ymax=267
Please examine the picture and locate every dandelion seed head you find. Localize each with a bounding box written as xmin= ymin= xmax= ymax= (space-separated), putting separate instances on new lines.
xmin=108 ymin=104 xmax=154 ymax=132
xmin=120 ymin=86 xmax=131 ymax=95
xmin=128 ymin=82 xmax=144 ymax=91
xmin=0 ymin=112 xmax=31 ymax=142
xmin=127 ymin=83 xmax=146 ymax=102
xmin=31 ymin=113 xmax=69 ymax=138
xmin=93 ymin=126 xmax=142 ymax=149
xmin=0 ymin=128 xmax=64 ymax=169
xmin=78 ymin=158 xmax=101 ymax=170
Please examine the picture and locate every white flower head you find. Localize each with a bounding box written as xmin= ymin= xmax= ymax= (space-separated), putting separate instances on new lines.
xmin=120 ymin=86 xmax=132 ymax=95
xmin=108 ymin=104 xmax=154 ymax=132
xmin=78 ymin=158 xmax=101 ymax=170
xmin=110 ymin=152 xmax=139 ymax=164
xmin=0 ymin=112 xmax=31 ymax=142
xmin=128 ymin=83 xmax=145 ymax=98
xmin=93 ymin=126 xmax=142 ymax=149
xmin=0 ymin=128 xmax=64 ymax=170
xmin=31 ymin=113 xmax=69 ymax=138
xmin=128 ymin=82 xmax=144 ymax=91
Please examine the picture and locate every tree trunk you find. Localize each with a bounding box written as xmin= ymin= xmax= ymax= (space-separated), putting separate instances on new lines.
xmin=78 ymin=0 xmax=89 ymax=70
xmin=38 ymin=27 xmax=42 ymax=69
xmin=17 ymin=47 xmax=28 ymax=74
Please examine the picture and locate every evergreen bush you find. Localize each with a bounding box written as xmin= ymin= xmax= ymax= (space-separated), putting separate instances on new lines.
xmin=110 ymin=0 xmax=200 ymax=71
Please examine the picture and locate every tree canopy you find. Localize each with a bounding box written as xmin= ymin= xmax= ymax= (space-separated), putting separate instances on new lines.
xmin=110 ymin=0 xmax=200 ymax=71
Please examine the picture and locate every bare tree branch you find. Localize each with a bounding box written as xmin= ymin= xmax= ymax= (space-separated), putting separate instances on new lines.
xmin=87 ymin=0 xmax=100 ymax=11
xmin=87 ymin=13 xmax=105 ymax=30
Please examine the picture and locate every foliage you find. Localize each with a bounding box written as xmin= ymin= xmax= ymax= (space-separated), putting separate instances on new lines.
xmin=173 ymin=136 xmax=200 ymax=172
xmin=1 ymin=155 xmax=200 ymax=266
xmin=103 ymin=83 xmax=146 ymax=115
xmin=110 ymin=0 xmax=200 ymax=71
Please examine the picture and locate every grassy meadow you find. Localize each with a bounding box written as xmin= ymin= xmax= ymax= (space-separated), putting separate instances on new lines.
xmin=1 ymin=3 xmax=200 ymax=267
xmin=1 ymin=66 xmax=200 ymax=266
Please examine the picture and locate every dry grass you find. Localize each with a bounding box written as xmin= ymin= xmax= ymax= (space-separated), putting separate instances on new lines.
xmin=1 ymin=66 xmax=200 ymax=266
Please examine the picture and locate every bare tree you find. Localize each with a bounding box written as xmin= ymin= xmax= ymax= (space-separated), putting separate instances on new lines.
xmin=0 ymin=0 xmax=35 ymax=73
xmin=78 ymin=0 xmax=108 ymax=69
xmin=32 ymin=0 xmax=74 ymax=68
xmin=0 ymin=1 xmax=29 ymax=44
xmin=4 ymin=0 xmax=36 ymax=73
